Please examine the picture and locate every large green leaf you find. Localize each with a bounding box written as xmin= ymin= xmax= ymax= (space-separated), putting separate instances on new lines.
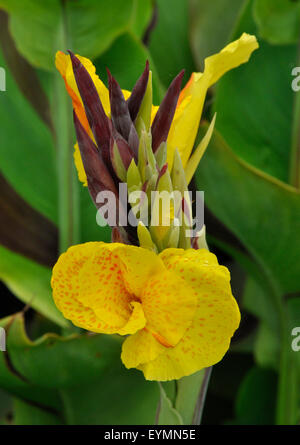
xmin=234 ymin=367 xmax=277 ymax=424
xmin=0 ymin=314 xmax=159 ymax=425
xmin=253 ymin=0 xmax=300 ymax=45
xmin=0 ymin=246 xmax=67 ymax=327
xmin=0 ymin=47 xmax=57 ymax=223
xmin=214 ymin=4 xmax=297 ymax=183
xmin=13 ymin=398 xmax=62 ymax=425
xmin=148 ymin=0 xmax=196 ymax=88
xmin=189 ymin=0 xmax=247 ymax=70
xmin=0 ymin=0 xmax=149 ymax=71
xmin=197 ymin=128 xmax=300 ymax=295
xmin=94 ymin=31 xmax=164 ymax=104
xmin=61 ymin=366 xmax=159 ymax=425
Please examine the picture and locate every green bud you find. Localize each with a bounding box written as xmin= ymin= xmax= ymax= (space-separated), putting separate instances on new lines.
xmin=171 ymin=148 xmax=188 ymax=193
xmin=127 ymin=159 xmax=142 ymax=194
xmin=111 ymin=142 xmax=127 ymax=182
xmin=166 ymin=224 xmax=180 ymax=248
xmin=137 ymin=221 xmax=158 ymax=252
xmin=155 ymin=142 xmax=167 ymax=169
xmin=195 ymin=225 xmax=209 ymax=250
xmin=135 ymin=71 xmax=153 ymax=137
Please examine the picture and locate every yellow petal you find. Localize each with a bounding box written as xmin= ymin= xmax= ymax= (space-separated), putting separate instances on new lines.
xmin=167 ymin=33 xmax=258 ymax=169
xmin=76 ymin=245 xmax=134 ymax=333
xmin=121 ymin=268 xmax=197 ymax=370
xmin=184 ymin=113 xmax=216 ymax=184
xmin=74 ymin=142 xmax=88 ymax=186
xmin=121 ymin=328 xmax=165 ymax=369
xmin=138 ymin=248 xmax=240 ymax=380
xmin=113 ymin=244 xmax=164 ymax=297
xmin=52 ymin=242 xmax=146 ymax=334
xmin=204 ymin=32 xmax=259 ymax=86
xmin=118 ymin=301 xmax=146 ymax=335
xmin=51 ymin=242 xmax=114 ymax=333
xmin=141 ymin=270 xmax=197 ymax=347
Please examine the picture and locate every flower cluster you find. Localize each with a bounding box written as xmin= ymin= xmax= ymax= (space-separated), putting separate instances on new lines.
xmin=52 ymin=33 xmax=258 ymax=380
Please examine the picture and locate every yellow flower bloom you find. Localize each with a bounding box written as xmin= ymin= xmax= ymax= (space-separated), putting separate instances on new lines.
xmin=55 ymin=33 xmax=258 ymax=184
xmin=51 ymin=242 xmax=240 ymax=381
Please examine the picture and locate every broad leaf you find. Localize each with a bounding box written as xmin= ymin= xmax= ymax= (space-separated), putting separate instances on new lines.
xmin=214 ymin=4 xmax=297 ymax=182
xmin=148 ymin=0 xmax=195 ymax=88
xmin=0 ymin=0 xmax=149 ymax=71
xmin=189 ymin=0 xmax=247 ymax=70
xmin=253 ymin=0 xmax=300 ymax=45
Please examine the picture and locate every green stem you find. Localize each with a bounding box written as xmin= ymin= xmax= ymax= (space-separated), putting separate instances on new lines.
xmin=191 ymin=367 xmax=212 ymax=425
xmin=53 ymin=2 xmax=80 ymax=253
xmin=289 ymin=40 xmax=300 ymax=188
xmin=276 ymin=306 xmax=299 ymax=425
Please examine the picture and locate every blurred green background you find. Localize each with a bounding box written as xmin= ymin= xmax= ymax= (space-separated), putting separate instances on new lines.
xmin=0 ymin=0 xmax=299 ymax=425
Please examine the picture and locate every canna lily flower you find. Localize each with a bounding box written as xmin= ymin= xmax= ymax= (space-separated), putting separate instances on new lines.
xmin=55 ymin=33 xmax=258 ymax=187
xmin=52 ymin=33 xmax=257 ymax=380
xmin=51 ymin=242 xmax=240 ymax=381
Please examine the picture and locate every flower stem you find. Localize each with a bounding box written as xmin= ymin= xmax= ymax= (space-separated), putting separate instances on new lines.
xmin=53 ymin=2 xmax=80 ymax=253
xmin=276 ymin=306 xmax=299 ymax=425
xmin=289 ymin=39 xmax=300 ymax=188
xmin=191 ymin=366 xmax=212 ymax=425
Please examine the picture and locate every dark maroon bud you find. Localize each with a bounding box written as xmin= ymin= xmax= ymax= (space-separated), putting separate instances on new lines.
xmin=127 ymin=60 xmax=149 ymax=122
xmin=106 ymin=68 xmax=138 ymax=145
xmin=151 ymin=70 xmax=185 ymax=152
xmin=110 ymin=132 xmax=135 ymax=171
xmin=73 ymin=110 xmax=118 ymax=206
xmin=112 ymin=226 xmax=133 ymax=244
xmin=68 ymin=51 xmax=111 ymax=166
xmin=128 ymin=123 xmax=139 ymax=157
xmin=191 ymin=236 xmax=199 ymax=249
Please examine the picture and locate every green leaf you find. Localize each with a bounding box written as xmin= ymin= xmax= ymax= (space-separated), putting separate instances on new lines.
xmin=175 ymin=369 xmax=207 ymax=425
xmin=0 ymin=0 xmax=146 ymax=71
xmin=0 ymin=314 xmax=159 ymax=424
xmin=189 ymin=0 xmax=247 ymax=70
xmin=156 ymin=383 xmax=183 ymax=425
xmin=253 ymin=0 xmax=300 ymax=45
xmin=61 ymin=367 xmax=159 ymax=425
xmin=196 ymin=127 xmax=300 ymax=296
xmin=0 ymin=47 xmax=57 ymax=223
xmin=214 ymin=5 xmax=297 ymax=183
xmin=13 ymin=398 xmax=62 ymax=425
xmin=149 ymin=0 xmax=196 ymax=88
xmin=0 ymin=246 xmax=67 ymax=327
xmin=94 ymin=31 xmax=164 ymax=104
xmin=235 ymin=367 xmax=277 ymax=424
xmin=130 ymin=0 xmax=153 ymax=38
xmin=255 ymin=322 xmax=280 ymax=371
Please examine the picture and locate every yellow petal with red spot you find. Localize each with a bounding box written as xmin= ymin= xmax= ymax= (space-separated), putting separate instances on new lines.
xmin=121 ymin=328 xmax=165 ymax=369
xmin=140 ymin=270 xmax=196 ymax=347
xmin=76 ymin=246 xmax=134 ymax=333
xmin=51 ymin=242 xmax=145 ymax=335
xmin=138 ymin=249 xmax=240 ymax=380
xmin=166 ymin=33 xmax=258 ymax=169
xmin=113 ymin=245 xmax=164 ymax=296
xmin=52 ymin=243 xmax=240 ymax=381
xmin=51 ymin=242 xmax=115 ymax=333
xmin=121 ymin=269 xmax=197 ymax=370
